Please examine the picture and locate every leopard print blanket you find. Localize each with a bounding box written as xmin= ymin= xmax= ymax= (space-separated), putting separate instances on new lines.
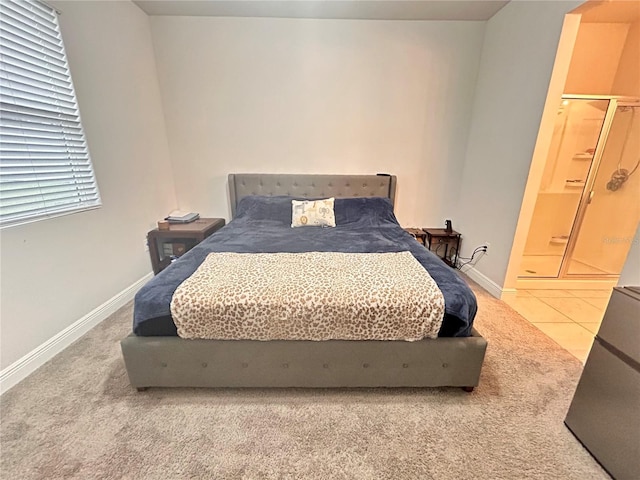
xmin=170 ymin=251 xmax=445 ymax=341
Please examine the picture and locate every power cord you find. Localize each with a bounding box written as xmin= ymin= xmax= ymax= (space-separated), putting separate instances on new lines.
xmin=456 ymin=245 xmax=488 ymax=270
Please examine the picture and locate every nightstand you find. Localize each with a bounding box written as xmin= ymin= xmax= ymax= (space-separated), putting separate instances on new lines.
xmin=404 ymin=228 xmax=427 ymax=246
xmin=423 ymin=228 xmax=461 ymax=268
xmin=147 ymin=218 xmax=225 ymax=274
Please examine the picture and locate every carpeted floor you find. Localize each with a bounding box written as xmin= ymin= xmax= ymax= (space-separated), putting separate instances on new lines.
xmin=0 ymin=282 xmax=609 ymax=479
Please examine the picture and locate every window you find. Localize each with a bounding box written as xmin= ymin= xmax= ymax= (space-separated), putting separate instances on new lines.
xmin=0 ymin=0 xmax=100 ymax=227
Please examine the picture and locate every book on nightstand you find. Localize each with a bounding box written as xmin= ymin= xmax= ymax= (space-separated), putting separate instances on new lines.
xmin=165 ymin=210 xmax=200 ymax=224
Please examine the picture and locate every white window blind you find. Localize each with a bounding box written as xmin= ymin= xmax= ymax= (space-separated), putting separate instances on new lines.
xmin=0 ymin=0 xmax=100 ymax=227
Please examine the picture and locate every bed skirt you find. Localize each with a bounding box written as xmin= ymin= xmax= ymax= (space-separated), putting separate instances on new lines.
xmin=120 ymin=329 xmax=487 ymax=390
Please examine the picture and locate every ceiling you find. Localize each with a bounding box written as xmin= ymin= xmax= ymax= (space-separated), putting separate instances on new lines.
xmin=133 ymin=0 xmax=510 ymax=21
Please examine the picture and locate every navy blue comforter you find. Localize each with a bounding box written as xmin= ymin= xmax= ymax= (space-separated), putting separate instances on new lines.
xmin=133 ymin=196 xmax=477 ymax=337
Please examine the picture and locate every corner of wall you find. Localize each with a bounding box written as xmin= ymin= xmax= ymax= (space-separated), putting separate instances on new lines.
xmin=140 ymin=10 xmax=179 ymax=211
xmin=501 ymin=13 xmax=582 ymax=290
xmin=453 ymin=0 xmax=583 ymax=292
xmin=1 ymin=0 xmax=179 ymax=370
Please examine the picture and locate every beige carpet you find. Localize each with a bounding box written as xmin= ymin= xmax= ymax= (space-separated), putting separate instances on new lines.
xmin=1 ymin=283 xmax=609 ymax=479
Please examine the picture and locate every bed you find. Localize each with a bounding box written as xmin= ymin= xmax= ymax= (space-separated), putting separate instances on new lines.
xmin=121 ymin=173 xmax=487 ymax=391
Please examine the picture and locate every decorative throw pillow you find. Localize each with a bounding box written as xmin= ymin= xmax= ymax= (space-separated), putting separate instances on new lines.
xmin=291 ymin=198 xmax=336 ymax=228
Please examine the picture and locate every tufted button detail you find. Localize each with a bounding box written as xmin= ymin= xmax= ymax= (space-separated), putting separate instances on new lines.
xmin=402 ymin=363 xmax=409 ymax=368
xmin=328 ymin=182 xmax=333 ymax=187
xmin=276 ymin=182 xmax=281 ymax=187
xmin=242 ymin=362 xmax=249 ymax=368
xmin=282 ymin=363 xmax=289 ymax=369
xmin=323 ymin=363 xmax=329 ymax=369
xmin=442 ymin=363 xmax=449 ymax=368
xmin=363 ymin=363 xmax=369 ymax=368
xmin=161 ymin=362 xmax=167 ymax=368
xmin=202 ymin=362 xmax=208 ymax=368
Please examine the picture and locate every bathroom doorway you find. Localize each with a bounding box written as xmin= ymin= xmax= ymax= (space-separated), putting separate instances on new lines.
xmin=519 ymin=95 xmax=640 ymax=280
xmin=502 ymin=0 xmax=639 ymax=363
xmin=508 ymin=96 xmax=639 ymax=363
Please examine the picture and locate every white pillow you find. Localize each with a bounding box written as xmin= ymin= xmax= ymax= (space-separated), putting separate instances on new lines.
xmin=291 ymin=198 xmax=336 ymax=228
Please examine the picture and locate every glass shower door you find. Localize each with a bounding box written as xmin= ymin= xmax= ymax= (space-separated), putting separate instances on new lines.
xmin=519 ymin=98 xmax=610 ymax=277
xmin=565 ymin=103 xmax=640 ymax=276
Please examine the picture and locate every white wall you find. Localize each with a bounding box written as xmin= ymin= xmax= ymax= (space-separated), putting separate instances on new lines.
xmin=618 ymin=224 xmax=640 ymax=286
xmin=564 ymin=23 xmax=630 ymax=95
xmin=614 ymin=20 xmax=640 ymax=286
xmin=455 ymin=0 xmax=582 ymax=289
xmin=0 ymin=1 xmax=176 ymax=369
xmin=150 ymin=17 xmax=485 ymax=226
xmin=612 ymin=20 xmax=640 ymax=97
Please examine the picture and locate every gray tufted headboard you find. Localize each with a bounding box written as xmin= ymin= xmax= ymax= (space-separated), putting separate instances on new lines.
xmin=228 ymin=173 xmax=397 ymax=219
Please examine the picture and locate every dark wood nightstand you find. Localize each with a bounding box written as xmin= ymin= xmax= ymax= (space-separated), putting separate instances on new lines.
xmin=404 ymin=228 xmax=427 ymax=246
xmin=147 ymin=218 xmax=225 ymax=274
xmin=423 ymin=228 xmax=461 ymax=268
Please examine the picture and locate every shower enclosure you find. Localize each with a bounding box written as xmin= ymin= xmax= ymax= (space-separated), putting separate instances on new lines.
xmin=519 ymin=95 xmax=640 ymax=279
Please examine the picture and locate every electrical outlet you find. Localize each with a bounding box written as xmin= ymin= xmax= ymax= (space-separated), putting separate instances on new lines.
xmin=484 ymin=242 xmax=490 ymax=255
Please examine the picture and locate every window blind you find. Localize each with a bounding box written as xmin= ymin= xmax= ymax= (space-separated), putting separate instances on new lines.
xmin=0 ymin=0 xmax=100 ymax=227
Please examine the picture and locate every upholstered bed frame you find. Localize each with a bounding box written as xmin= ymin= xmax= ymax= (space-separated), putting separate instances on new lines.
xmin=121 ymin=174 xmax=487 ymax=391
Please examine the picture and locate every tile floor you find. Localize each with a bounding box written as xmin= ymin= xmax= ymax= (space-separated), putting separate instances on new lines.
xmin=503 ymin=288 xmax=612 ymax=363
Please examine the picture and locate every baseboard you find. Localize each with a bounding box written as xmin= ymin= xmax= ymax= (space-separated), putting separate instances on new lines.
xmin=0 ymin=272 xmax=152 ymax=395
xmin=462 ymin=266 xmax=503 ymax=299
xmin=501 ymin=288 xmax=518 ymax=299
